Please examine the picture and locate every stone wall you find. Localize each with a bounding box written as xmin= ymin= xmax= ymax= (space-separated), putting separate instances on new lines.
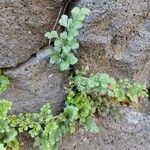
xmin=0 ymin=50 xmax=67 ymax=114
xmin=0 ymin=0 xmax=67 ymax=114
xmin=62 ymin=108 xmax=150 ymax=150
xmin=0 ymin=0 xmax=64 ymax=68
xmin=0 ymin=0 xmax=150 ymax=150
xmin=70 ymin=0 xmax=150 ymax=87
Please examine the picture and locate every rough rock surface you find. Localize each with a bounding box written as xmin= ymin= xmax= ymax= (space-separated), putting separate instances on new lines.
xmin=0 ymin=50 xmax=67 ymax=114
xmin=0 ymin=0 xmax=64 ymax=68
xmin=18 ymin=108 xmax=150 ymax=150
xmin=0 ymin=0 xmax=150 ymax=149
xmin=70 ymin=0 xmax=150 ymax=87
xmin=61 ymin=108 xmax=150 ymax=150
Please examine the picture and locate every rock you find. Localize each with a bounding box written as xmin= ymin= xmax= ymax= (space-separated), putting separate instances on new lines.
xmin=0 ymin=50 xmax=67 ymax=114
xmin=19 ymin=133 xmax=37 ymax=150
xmin=13 ymin=107 xmax=150 ymax=150
xmin=61 ymin=107 xmax=150 ymax=150
xmin=69 ymin=0 xmax=150 ymax=87
xmin=0 ymin=0 xmax=64 ymax=68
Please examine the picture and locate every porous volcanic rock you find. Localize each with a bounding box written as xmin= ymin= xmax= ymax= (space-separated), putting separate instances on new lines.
xmin=0 ymin=0 xmax=64 ymax=68
xmin=69 ymin=0 xmax=150 ymax=87
xmin=0 ymin=50 xmax=67 ymax=114
xmin=18 ymin=107 xmax=150 ymax=150
xmin=61 ymin=108 xmax=150 ymax=150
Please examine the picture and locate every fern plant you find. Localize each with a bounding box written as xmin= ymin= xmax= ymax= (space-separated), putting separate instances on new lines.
xmin=0 ymin=6 xmax=149 ymax=150
xmin=0 ymin=67 xmax=148 ymax=150
xmin=45 ymin=7 xmax=90 ymax=70
xmin=69 ymin=72 xmax=148 ymax=117
xmin=6 ymin=90 xmax=98 ymax=150
xmin=0 ymin=100 xmax=19 ymax=150
xmin=73 ymin=73 xmax=148 ymax=103
xmin=66 ymin=91 xmax=99 ymax=133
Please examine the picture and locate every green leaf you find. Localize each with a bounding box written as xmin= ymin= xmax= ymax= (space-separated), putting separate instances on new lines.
xmin=84 ymin=117 xmax=99 ymax=133
xmin=3 ymin=129 xmax=18 ymax=144
xmin=68 ymin=18 xmax=73 ymax=28
xmin=54 ymin=39 xmax=63 ymax=46
xmin=73 ymin=21 xmax=83 ymax=29
xmin=69 ymin=39 xmax=79 ymax=49
xmin=69 ymin=28 xmax=79 ymax=37
xmin=87 ymin=79 xmax=96 ymax=88
xmin=64 ymin=106 xmax=78 ymax=122
xmin=71 ymin=7 xmax=80 ymax=18
xmin=60 ymin=31 xmax=68 ymax=40
xmin=72 ymin=42 xmax=79 ymax=50
xmin=40 ymin=104 xmax=51 ymax=115
xmin=81 ymin=8 xmax=91 ymax=15
xmin=7 ymin=140 xmax=19 ymax=150
xmin=60 ymin=61 xmax=70 ymax=70
xmin=67 ymin=53 xmax=78 ymax=65
xmin=0 ymin=100 xmax=12 ymax=120
xmin=59 ymin=15 xmax=68 ymax=28
xmin=67 ymin=36 xmax=74 ymax=42
xmin=50 ymin=54 xmax=59 ymax=64
xmin=0 ymin=143 xmax=6 ymax=150
xmin=78 ymin=15 xmax=86 ymax=21
xmin=62 ymin=45 xmax=71 ymax=53
xmin=45 ymin=31 xmax=58 ymax=39
xmin=43 ymin=121 xmax=58 ymax=136
xmin=0 ymin=75 xmax=10 ymax=94
xmin=54 ymin=46 xmax=61 ymax=53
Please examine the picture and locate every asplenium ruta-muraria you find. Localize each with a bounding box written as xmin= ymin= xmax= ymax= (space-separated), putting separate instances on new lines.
xmin=1 ymin=91 xmax=98 ymax=150
xmin=0 ymin=100 xmax=19 ymax=150
xmin=69 ymin=72 xmax=148 ymax=117
xmin=45 ymin=7 xmax=90 ymax=71
xmin=73 ymin=73 xmax=148 ymax=103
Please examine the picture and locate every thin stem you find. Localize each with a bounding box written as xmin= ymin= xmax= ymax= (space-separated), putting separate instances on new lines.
xmin=49 ymin=0 xmax=70 ymax=47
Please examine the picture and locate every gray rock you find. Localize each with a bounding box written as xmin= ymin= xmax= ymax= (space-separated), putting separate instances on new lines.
xmin=60 ymin=2 xmax=150 ymax=148
xmin=61 ymin=107 xmax=150 ymax=150
xmin=0 ymin=0 xmax=64 ymax=68
xmin=0 ymin=1 xmax=150 ymax=149
xmin=0 ymin=50 xmax=67 ymax=114
xmin=15 ymin=108 xmax=150 ymax=150
xmin=69 ymin=0 xmax=150 ymax=87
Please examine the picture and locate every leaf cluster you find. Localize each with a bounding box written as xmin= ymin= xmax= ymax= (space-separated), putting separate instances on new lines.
xmin=0 ymin=91 xmax=98 ymax=150
xmin=0 ymin=100 xmax=19 ymax=150
xmin=0 ymin=69 xmax=148 ymax=150
xmin=45 ymin=7 xmax=90 ymax=70
xmin=69 ymin=72 xmax=148 ymax=117
xmin=66 ymin=91 xmax=99 ymax=133
xmin=73 ymin=73 xmax=148 ymax=103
